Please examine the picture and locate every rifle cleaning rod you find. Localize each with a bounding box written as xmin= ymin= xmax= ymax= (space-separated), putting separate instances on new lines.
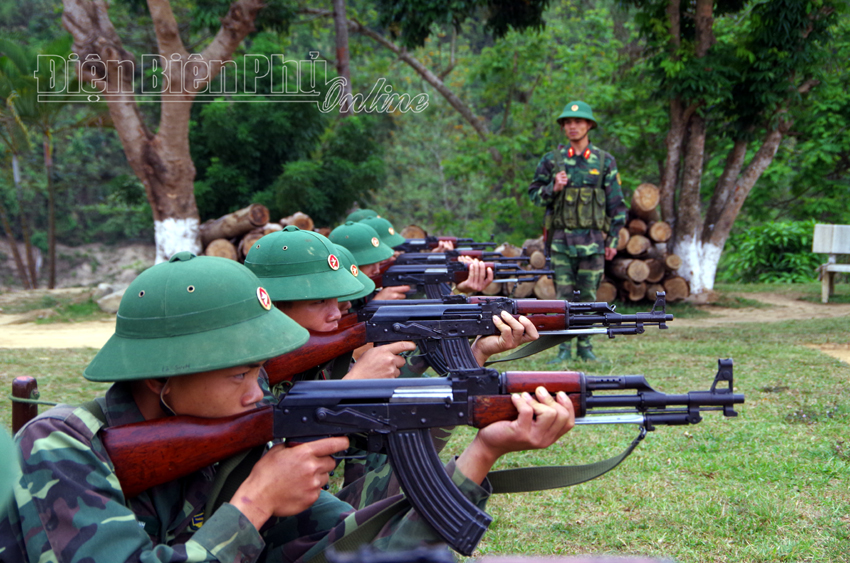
xmin=536 ymin=328 xmax=610 ymax=336
xmin=573 ymin=415 xmax=645 ymax=425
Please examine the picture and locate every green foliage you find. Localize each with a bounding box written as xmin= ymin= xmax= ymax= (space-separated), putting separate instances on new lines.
xmin=374 ymin=0 xmax=549 ymax=49
xmin=718 ymin=220 xmax=823 ymax=283
xmin=268 ymin=115 xmax=386 ymax=227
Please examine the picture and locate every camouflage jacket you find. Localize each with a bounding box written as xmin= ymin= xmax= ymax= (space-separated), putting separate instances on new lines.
xmin=528 ymin=142 xmax=627 ymax=256
xmin=0 ymin=382 xmax=487 ymax=563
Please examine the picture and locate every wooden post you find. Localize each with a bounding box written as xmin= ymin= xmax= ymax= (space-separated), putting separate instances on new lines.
xmin=12 ymin=376 xmax=39 ymax=434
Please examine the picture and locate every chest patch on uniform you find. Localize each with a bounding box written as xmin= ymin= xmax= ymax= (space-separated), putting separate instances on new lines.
xmin=190 ymin=512 xmax=204 ymax=531
xmin=590 ymin=169 xmax=600 ymax=175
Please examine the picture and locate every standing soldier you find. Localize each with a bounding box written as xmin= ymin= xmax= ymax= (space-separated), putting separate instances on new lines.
xmin=528 ymin=101 xmax=627 ymax=363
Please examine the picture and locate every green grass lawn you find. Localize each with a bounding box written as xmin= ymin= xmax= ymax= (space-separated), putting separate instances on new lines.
xmin=1 ymin=291 xmax=848 ymax=561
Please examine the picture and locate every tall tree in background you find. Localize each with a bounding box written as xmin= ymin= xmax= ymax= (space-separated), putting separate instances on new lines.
xmin=632 ymin=0 xmax=840 ymax=294
xmin=61 ymin=0 xmax=265 ymax=262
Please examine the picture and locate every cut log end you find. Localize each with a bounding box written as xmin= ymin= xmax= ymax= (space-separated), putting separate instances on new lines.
xmin=204 ymin=239 xmax=238 ymax=261
xmin=533 ymin=276 xmax=556 ymax=300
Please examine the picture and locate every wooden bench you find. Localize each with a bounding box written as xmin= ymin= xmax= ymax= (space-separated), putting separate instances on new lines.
xmin=813 ymin=224 xmax=850 ymax=303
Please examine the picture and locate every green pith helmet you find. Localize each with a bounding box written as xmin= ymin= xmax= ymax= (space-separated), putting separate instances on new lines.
xmin=244 ymin=226 xmax=363 ymax=302
xmin=556 ymin=100 xmax=597 ymax=128
xmin=84 ymin=252 xmax=309 ymax=382
xmin=360 ymin=216 xmax=406 ymax=248
xmin=346 ymin=209 xmax=380 ymax=222
xmin=334 ymin=244 xmax=375 ymax=300
xmin=329 ymin=221 xmax=394 ymax=266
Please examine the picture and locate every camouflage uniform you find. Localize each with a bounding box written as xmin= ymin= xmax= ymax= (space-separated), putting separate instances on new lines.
xmin=528 ymin=142 xmax=627 ymax=350
xmin=0 ymin=381 xmax=489 ymax=563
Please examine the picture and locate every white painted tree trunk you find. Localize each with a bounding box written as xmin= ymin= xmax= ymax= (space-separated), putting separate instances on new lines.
xmin=154 ymin=218 xmax=202 ymax=264
xmin=674 ymin=233 xmax=723 ymax=294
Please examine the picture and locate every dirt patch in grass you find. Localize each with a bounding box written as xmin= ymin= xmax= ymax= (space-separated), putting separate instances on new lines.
xmin=806 ymin=343 xmax=850 ymax=364
xmin=673 ymin=292 xmax=850 ymax=328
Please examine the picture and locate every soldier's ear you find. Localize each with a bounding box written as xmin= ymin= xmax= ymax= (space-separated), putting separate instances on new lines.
xmin=143 ymin=378 xmax=168 ymax=395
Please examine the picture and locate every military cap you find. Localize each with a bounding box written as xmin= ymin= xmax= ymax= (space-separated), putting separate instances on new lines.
xmin=244 ymin=226 xmax=363 ymax=301
xmin=359 ymin=216 xmax=406 ymax=248
xmin=556 ymin=100 xmax=597 ymax=128
xmin=329 ymin=221 xmax=394 ymax=266
xmin=84 ymin=252 xmax=309 ymax=381
xmin=334 ymin=244 xmax=375 ymax=300
xmin=346 ymin=209 xmax=380 ymax=222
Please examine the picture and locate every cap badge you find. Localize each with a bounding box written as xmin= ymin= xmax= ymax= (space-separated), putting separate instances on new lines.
xmin=351 ymin=264 xmax=359 ymax=277
xmin=571 ymin=104 xmax=579 ymax=111
xmin=257 ymin=287 xmax=272 ymax=310
xmin=388 ymin=228 xmax=395 ymax=236
xmin=328 ymin=254 xmax=340 ymax=270
xmin=371 ymin=237 xmax=380 ymax=247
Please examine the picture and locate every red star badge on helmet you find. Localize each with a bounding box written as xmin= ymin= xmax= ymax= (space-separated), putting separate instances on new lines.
xmin=257 ymin=287 xmax=271 ymax=310
xmin=371 ymin=237 xmax=380 ymax=247
xmin=328 ymin=254 xmax=340 ymax=270
xmin=351 ymin=264 xmax=359 ymax=277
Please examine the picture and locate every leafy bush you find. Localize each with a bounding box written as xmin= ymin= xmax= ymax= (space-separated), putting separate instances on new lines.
xmin=718 ymin=220 xmax=823 ymax=283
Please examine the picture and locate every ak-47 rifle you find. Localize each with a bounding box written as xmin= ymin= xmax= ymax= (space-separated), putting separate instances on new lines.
xmin=101 ymin=359 xmax=744 ymax=555
xmin=394 ymin=250 xmax=530 ymax=265
xmin=393 ymin=236 xmax=496 ymax=253
xmin=371 ymin=261 xmax=553 ymax=299
xmin=266 ymin=293 xmax=674 ymax=384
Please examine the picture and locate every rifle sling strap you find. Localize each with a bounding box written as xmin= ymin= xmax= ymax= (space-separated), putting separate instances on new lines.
xmin=483 ymin=334 xmax=574 ymax=365
xmin=205 ymin=446 xmax=266 ymax=518
xmin=486 ymin=426 xmax=646 ymax=493
xmin=329 ymin=351 xmax=354 ymax=380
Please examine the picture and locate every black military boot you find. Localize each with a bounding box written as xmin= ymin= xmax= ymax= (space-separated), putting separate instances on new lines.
xmin=546 ymin=342 xmax=571 ymax=364
xmin=576 ymin=344 xmax=597 ymax=362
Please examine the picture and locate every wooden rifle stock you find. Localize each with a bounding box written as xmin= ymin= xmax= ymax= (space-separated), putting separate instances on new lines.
xmin=101 ymin=405 xmax=274 ymax=499
xmin=468 ymin=371 xmax=585 ymax=427
xmin=264 ymin=323 xmax=368 ymax=385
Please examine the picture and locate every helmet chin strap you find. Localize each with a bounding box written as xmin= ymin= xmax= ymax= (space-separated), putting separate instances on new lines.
xmin=159 ymin=381 xmax=177 ymax=417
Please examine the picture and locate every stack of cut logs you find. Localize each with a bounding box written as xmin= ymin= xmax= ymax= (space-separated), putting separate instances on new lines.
xmin=599 ymin=183 xmax=689 ymax=302
xmin=200 ymin=204 xmax=316 ymax=261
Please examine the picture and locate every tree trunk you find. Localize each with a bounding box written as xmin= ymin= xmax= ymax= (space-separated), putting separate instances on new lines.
xmin=12 ymin=154 xmax=37 ymax=288
xmin=333 ymin=0 xmax=353 ymax=116
xmin=673 ymin=113 xmax=708 ymax=293
xmin=62 ymin=0 xmax=265 ymax=263
xmin=0 ymin=198 xmax=31 ymax=289
xmin=44 ymin=136 xmax=56 ymax=288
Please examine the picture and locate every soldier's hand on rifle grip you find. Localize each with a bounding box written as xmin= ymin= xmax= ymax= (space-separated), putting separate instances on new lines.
xmin=456 ymin=387 xmax=574 ymax=484
xmin=470 ymin=311 xmax=539 ymax=366
xmin=229 ymin=436 xmax=349 ymax=530
xmin=373 ymin=285 xmax=412 ymax=300
xmin=346 ymin=341 xmax=417 ymax=379
xmin=553 ymin=171 xmax=569 ymax=193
